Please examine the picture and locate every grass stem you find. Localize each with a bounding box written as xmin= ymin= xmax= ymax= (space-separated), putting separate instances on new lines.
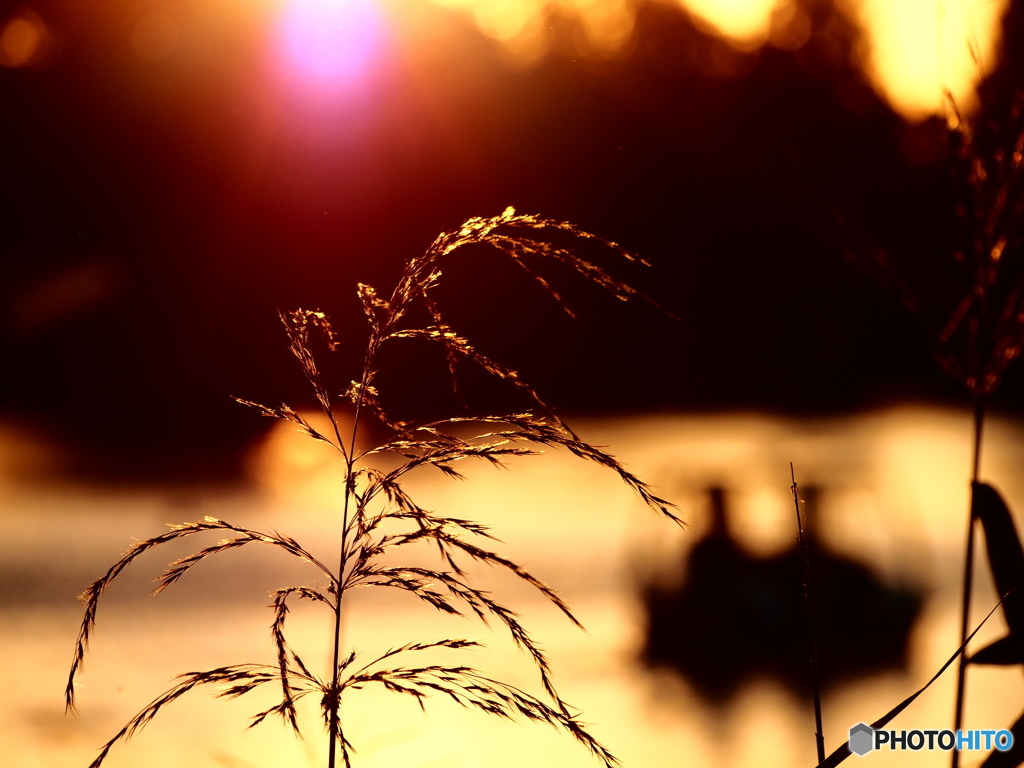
xmin=328 ymin=344 xmax=376 ymax=768
xmin=951 ymin=395 xmax=985 ymax=768
xmin=67 ymin=210 xmax=679 ymax=768
xmin=791 ymin=463 xmax=825 ymax=765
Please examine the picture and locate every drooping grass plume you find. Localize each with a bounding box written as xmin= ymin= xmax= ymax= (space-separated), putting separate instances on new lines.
xmin=66 ymin=207 xmax=680 ymax=768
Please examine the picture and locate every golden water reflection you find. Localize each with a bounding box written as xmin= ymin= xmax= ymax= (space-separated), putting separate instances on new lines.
xmin=3 ymin=405 xmax=1024 ymax=767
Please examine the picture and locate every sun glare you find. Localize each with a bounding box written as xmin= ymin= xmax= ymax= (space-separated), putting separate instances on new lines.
xmin=274 ymin=0 xmax=387 ymax=88
xmin=676 ymin=0 xmax=782 ymax=45
xmin=854 ymin=0 xmax=1008 ymax=119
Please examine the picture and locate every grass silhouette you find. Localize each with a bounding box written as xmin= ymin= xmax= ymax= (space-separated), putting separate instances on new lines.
xmin=819 ymin=91 xmax=1024 ymax=768
xmin=64 ymin=208 xmax=680 ymax=768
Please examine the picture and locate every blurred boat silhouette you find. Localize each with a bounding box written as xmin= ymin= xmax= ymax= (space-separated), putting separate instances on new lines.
xmin=641 ymin=486 xmax=924 ymax=702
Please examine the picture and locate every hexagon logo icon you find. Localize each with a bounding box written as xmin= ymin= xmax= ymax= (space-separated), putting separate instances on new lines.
xmin=849 ymin=723 xmax=874 ymax=756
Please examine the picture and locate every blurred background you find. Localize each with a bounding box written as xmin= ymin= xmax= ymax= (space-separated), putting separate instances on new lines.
xmin=3 ymin=0 xmax=1024 ymax=766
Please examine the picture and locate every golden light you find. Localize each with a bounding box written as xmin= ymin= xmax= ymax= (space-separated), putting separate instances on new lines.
xmin=246 ymin=411 xmax=354 ymax=511
xmin=8 ymin=407 xmax=1024 ymax=767
xmin=844 ymin=0 xmax=1007 ymax=119
xmin=557 ymin=0 xmax=637 ymax=57
xmin=421 ymin=0 xmax=1008 ymax=118
xmin=427 ymin=0 xmax=789 ymax=58
xmin=675 ymin=0 xmax=782 ymax=47
xmin=430 ymin=0 xmax=550 ymax=63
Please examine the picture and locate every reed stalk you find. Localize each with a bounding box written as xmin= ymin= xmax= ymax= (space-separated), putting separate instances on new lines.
xmin=791 ymin=464 xmax=825 ymax=765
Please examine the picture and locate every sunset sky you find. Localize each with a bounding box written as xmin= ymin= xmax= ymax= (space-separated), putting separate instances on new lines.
xmin=2 ymin=0 xmax=1021 ymax=479
xmin=4 ymin=5 xmax=1024 ymax=767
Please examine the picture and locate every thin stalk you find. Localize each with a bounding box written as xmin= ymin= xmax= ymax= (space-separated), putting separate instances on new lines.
xmin=327 ymin=343 xmax=376 ymax=768
xmin=791 ymin=464 xmax=825 ymax=765
xmin=326 ymin=480 xmax=351 ymax=768
xmin=326 ymin=439 xmax=350 ymax=768
xmin=951 ymin=395 xmax=985 ymax=768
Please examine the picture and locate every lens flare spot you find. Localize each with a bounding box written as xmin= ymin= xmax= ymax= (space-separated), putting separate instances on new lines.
xmin=472 ymin=0 xmax=550 ymax=64
xmin=276 ymin=0 xmax=385 ymax=86
xmin=0 ymin=10 xmax=57 ymax=69
xmin=472 ymin=0 xmax=538 ymax=42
